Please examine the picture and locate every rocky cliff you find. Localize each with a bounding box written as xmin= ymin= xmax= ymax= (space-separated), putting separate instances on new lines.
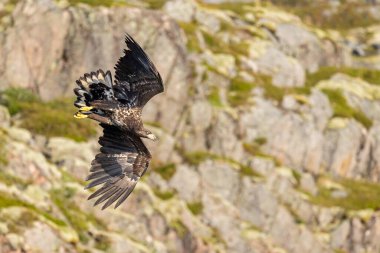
xmin=1 ymin=0 xmax=380 ymax=253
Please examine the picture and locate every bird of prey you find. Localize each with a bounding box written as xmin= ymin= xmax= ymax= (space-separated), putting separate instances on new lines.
xmin=73 ymin=34 xmax=163 ymax=210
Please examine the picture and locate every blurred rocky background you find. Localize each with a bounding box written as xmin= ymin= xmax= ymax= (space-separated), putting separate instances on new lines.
xmin=1 ymin=0 xmax=380 ymax=252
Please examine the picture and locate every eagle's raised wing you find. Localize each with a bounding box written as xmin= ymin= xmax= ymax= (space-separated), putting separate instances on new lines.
xmin=113 ymin=34 xmax=164 ymax=108
xmin=85 ymin=124 xmax=151 ymax=210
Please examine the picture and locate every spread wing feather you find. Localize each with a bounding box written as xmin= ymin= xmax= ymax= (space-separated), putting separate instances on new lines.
xmin=113 ymin=34 xmax=164 ymax=107
xmin=85 ymin=124 xmax=151 ymax=210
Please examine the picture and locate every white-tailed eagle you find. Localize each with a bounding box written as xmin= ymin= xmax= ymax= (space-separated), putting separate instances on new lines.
xmin=73 ymin=34 xmax=163 ymax=210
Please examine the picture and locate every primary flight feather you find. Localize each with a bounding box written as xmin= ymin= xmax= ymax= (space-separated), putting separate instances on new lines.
xmin=73 ymin=34 xmax=164 ymax=210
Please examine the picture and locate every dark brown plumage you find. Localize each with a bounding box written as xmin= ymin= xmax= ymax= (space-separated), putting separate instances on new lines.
xmin=73 ymin=34 xmax=164 ymax=210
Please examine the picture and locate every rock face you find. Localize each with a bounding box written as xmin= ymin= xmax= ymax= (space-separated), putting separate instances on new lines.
xmin=1 ymin=0 xmax=380 ymax=253
xmin=0 ymin=0 xmax=190 ymax=133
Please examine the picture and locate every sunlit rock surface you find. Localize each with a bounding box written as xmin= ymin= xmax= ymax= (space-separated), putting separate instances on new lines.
xmin=1 ymin=0 xmax=380 ymax=253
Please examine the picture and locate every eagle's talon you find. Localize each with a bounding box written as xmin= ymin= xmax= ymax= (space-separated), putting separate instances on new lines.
xmin=74 ymin=112 xmax=88 ymax=119
xmin=80 ymin=106 xmax=93 ymax=112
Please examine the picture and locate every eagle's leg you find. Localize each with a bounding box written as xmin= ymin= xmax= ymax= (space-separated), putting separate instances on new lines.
xmin=87 ymin=113 xmax=112 ymax=125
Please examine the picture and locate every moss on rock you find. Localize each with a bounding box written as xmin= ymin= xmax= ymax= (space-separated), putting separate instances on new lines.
xmin=309 ymin=177 xmax=380 ymax=211
xmin=321 ymin=88 xmax=372 ymax=129
xmin=154 ymin=163 xmax=177 ymax=181
xmin=0 ymin=88 xmax=97 ymax=142
xmin=186 ymin=201 xmax=203 ymax=215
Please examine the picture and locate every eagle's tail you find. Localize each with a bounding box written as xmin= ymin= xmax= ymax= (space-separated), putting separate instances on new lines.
xmin=73 ymin=69 xmax=114 ymax=119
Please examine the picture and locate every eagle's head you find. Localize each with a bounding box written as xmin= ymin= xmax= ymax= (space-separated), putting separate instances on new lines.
xmin=138 ymin=129 xmax=158 ymax=141
xmin=147 ymin=132 xmax=158 ymax=142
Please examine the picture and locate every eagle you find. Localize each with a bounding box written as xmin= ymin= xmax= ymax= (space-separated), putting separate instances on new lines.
xmin=73 ymin=34 xmax=163 ymax=210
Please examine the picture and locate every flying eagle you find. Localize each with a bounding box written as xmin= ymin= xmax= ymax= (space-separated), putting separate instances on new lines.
xmin=73 ymin=34 xmax=163 ymax=210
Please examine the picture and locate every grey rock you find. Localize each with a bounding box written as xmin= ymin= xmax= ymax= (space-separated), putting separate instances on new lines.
xmin=322 ymin=120 xmax=366 ymax=178
xmin=309 ymin=89 xmax=333 ymax=131
xmin=146 ymin=129 xmax=176 ymax=164
xmin=0 ymin=105 xmax=10 ymax=128
xmin=300 ymin=173 xmax=318 ymax=196
xmin=269 ymin=206 xmax=329 ymax=253
xmin=331 ymin=220 xmax=350 ymax=249
xmin=2 ymin=0 xmax=190 ymax=134
xmin=237 ymin=178 xmax=279 ymax=229
xmin=46 ymin=137 xmax=96 ymax=179
xmin=195 ymin=9 xmax=221 ymax=34
xmin=248 ymin=157 xmax=275 ymax=177
xmin=275 ymin=24 xmax=325 ymax=72
xmin=367 ymin=123 xmax=380 ymax=181
xmin=317 ymin=207 xmax=344 ymax=231
xmin=255 ymin=46 xmax=305 ymax=87
xmin=163 ymin=0 xmax=196 ymax=23
xmin=199 ymin=160 xmax=240 ymax=203
xmin=110 ymin=235 xmax=146 ymax=253
xmin=208 ymin=111 xmax=244 ymax=160
xmin=365 ymin=212 xmax=380 ymax=253
xmin=169 ymin=164 xmax=201 ymax=202
xmin=5 ymin=127 xmax=32 ymax=144
xmin=282 ymin=95 xmax=299 ymax=111
xmin=201 ymin=192 xmax=251 ymax=253
xmin=240 ymin=97 xmax=325 ymax=173
xmin=190 ymin=100 xmax=213 ymax=131
xmin=331 ymin=189 xmax=348 ymax=199
xmin=6 ymin=140 xmax=58 ymax=185
xmin=23 ymin=222 xmax=63 ymax=253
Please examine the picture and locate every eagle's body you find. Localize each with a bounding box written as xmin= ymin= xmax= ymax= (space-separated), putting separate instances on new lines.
xmin=111 ymin=107 xmax=142 ymax=130
xmin=73 ymin=34 xmax=163 ymax=210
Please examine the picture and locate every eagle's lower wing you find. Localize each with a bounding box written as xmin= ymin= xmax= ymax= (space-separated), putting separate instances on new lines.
xmin=85 ymin=124 xmax=151 ymax=210
xmin=113 ymin=34 xmax=164 ymax=107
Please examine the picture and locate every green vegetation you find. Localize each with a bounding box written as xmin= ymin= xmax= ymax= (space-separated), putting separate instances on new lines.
xmin=228 ymin=75 xmax=288 ymax=107
xmin=291 ymin=169 xmax=301 ymax=185
xmin=207 ymin=86 xmax=223 ymax=107
xmin=322 ymin=89 xmax=372 ymax=129
xmin=305 ymin=67 xmax=380 ymax=88
xmin=253 ymin=137 xmax=267 ymax=146
xmin=309 ymin=177 xmax=380 ymax=210
xmin=183 ymin=151 xmax=219 ymax=166
xmin=202 ymin=30 xmax=250 ymax=56
xmin=0 ymin=88 xmax=97 ymax=142
xmin=200 ymin=1 xmax=253 ymax=16
xmin=170 ymin=219 xmax=189 ymax=238
xmin=143 ymin=0 xmax=167 ymax=9
xmin=0 ymin=192 xmax=33 ymax=209
xmin=6 ymin=210 xmax=38 ymax=233
xmin=0 ymin=130 xmax=8 ymax=166
xmin=66 ymin=0 xmax=166 ymax=9
xmin=50 ymin=186 xmax=105 ymax=243
xmin=178 ymin=22 xmax=202 ymax=53
xmin=228 ymin=77 xmax=255 ymax=107
xmin=243 ymin=142 xmax=267 ymax=158
xmin=243 ymin=141 xmax=282 ymax=167
xmin=144 ymin=121 xmax=163 ymax=129
xmin=0 ymin=191 xmax=65 ymax=227
xmin=202 ymin=1 xmax=378 ymax=31
xmin=270 ymin=1 xmax=379 ymax=30
xmin=240 ymin=164 xmax=261 ymax=177
xmin=226 ymin=67 xmax=380 ymax=108
xmin=152 ymin=188 xmax=175 ymax=200
xmin=94 ymin=234 xmax=112 ymax=251
xmin=67 ymin=0 xmax=126 ymax=7
xmin=183 ymin=151 xmax=261 ymax=177
xmin=334 ymin=249 xmax=348 ymax=253
xmin=283 ymin=203 xmax=304 ymax=224
xmin=154 ymin=163 xmax=177 ymax=180
xmin=0 ymin=0 xmax=20 ymax=22
xmin=0 ymin=88 xmax=39 ymax=115
xmin=0 ymin=170 xmax=29 ymax=187
xmin=187 ymin=201 xmax=203 ymax=215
